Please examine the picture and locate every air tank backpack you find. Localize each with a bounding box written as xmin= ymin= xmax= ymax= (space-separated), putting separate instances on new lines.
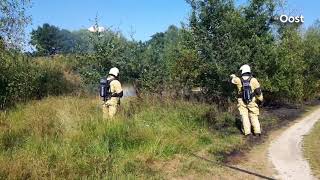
xmin=99 ymin=78 xmax=113 ymax=101
xmin=241 ymin=76 xmax=253 ymax=104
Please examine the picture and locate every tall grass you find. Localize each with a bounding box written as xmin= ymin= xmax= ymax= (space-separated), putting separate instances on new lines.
xmin=0 ymin=96 xmax=247 ymax=178
xmin=303 ymin=121 xmax=320 ymax=178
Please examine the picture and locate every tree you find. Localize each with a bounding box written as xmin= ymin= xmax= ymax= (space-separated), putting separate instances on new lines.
xmin=0 ymin=0 xmax=31 ymax=48
xmin=303 ymin=20 xmax=320 ymax=100
xmin=59 ymin=29 xmax=77 ymax=53
xmin=138 ymin=25 xmax=189 ymax=94
xmin=187 ymin=0 xmax=280 ymax=103
xmin=75 ymin=26 xmax=140 ymax=92
xmin=271 ymin=25 xmax=306 ymax=103
xmin=31 ymin=23 xmax=62 ymax=55
xmin=187 ymin=0 xmax=243 ymax=101
xmin=71 ymin=29 xmax=94 ymax=53
xmin=30 ymin=23 xmax=83 ymax=56
xmin=139 ymin=32 xmax=167 ymax=93
xmin=239 ymin=0 xmax=277 ymax=92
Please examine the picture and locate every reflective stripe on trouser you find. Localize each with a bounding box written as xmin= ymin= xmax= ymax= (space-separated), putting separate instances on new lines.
xmin=237 ymin=98 xmax=261 ymax=135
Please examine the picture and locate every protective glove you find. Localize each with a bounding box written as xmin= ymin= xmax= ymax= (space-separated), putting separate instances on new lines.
xmin=230 ymin=74 xmax=236 ymax=79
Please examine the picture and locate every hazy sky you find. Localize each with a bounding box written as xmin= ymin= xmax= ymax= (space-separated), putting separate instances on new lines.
xmin=26 ymin=0 xmax=319 ymax=41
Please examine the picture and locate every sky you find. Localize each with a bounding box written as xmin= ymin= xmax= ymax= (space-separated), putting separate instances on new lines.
xmin=26 ymin=0 xmax=320 ymax=42
xmin=27 ymin=0 xmax=190 ymax=41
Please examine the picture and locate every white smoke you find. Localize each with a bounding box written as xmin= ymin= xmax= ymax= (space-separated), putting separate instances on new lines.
xmin=88 ymin=26 xmax=106 ymax=32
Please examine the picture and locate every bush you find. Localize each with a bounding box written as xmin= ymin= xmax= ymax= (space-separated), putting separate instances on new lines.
xmin=0 ymin=50 xmax=80 ymax=108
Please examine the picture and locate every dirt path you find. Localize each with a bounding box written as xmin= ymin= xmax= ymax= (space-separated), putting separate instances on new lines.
xmin=268 ymin=107 xmax=320 ymax=180
xmin=219 ymin=106 xmax=320 ymax=180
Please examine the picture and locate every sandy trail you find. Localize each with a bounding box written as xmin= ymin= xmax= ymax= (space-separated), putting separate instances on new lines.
xmin=268 ymin=107 xmax=320 ymax=180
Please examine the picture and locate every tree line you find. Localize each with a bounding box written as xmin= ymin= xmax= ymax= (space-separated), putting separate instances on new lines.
xmin=1 ymin=0 xmax=320 ymax=108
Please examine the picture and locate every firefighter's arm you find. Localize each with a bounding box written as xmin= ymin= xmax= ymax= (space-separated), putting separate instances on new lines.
xmin=251 ymin=78 xmax=263 ymax=102
xmin=111 ymin=80 xmax=123 ymax=98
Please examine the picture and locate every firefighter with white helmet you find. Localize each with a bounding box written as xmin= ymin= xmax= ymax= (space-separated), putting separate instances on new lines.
xmin=99 ymin=67 xmax=123 ymax=119
xmin=230 ymin=64 xmax=263 ymax=136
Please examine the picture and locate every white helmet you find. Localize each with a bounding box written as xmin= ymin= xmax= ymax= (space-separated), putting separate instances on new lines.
xmin=109 ymin=67 xmax=119 ymax=77
xmin=239 ymin=64 xmax=251 ymax=74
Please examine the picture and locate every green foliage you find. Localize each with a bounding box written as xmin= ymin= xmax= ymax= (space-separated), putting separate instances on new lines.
xmin=31 ymin=23 xmax=75 ymax=55
xmin=138 ymin=25 xmax=196 ymax=94
xmin=271 ymin=26 xmax=306 ymax=102
xmin=303 ymin=21 xmax=320 ymax=100
xmin=30 ymin=24 xmax=96 ymax=56
xmin=71 ymin=29 xmax=94 ymax=53
xmin=90 ymin=30 xmax=130 ymax=75
xmin=181 ymin=0 xmax=320 ymax=103
xmin=139 ymin=32 xmax=168 ymax=93
xmin=72 ymin=27 xmax=146 ymax=94
xmin=49 ymin=1 xmax=316 ymax=104
xmin=0 ymin=49 xmax=79 ymax=108
xmin=25 ymin=0 xmax=320 ymax=104
xmin=187 ymin=0 xmax=277 ymax=102
xmin=0 ymin=0 xmax=31 ymax=48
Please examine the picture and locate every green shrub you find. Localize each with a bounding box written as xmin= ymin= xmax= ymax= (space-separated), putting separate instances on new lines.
xmin=0 ymin=50 xmax=80 ymax=108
